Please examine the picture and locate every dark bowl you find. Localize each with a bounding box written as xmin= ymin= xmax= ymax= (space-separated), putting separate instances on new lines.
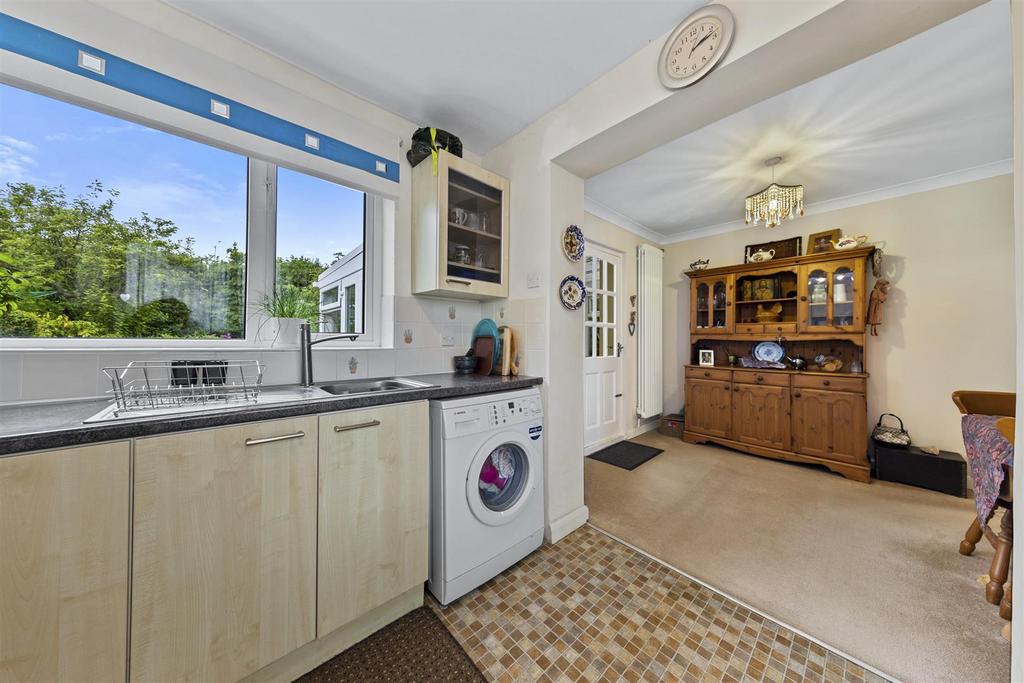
xmin=453 ymin=355 xmax=477 ymax=374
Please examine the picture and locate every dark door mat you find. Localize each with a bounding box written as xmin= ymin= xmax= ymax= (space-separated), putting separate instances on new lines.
xmin=295 ymin=606 xmax=485 ymax=682
xmin=589 ymin=440 xmax=664 ymax=471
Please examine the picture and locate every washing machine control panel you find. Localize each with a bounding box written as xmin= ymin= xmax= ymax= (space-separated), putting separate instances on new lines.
xmin=487 ymin=396 xmax=541 ymax=427
xmin=440 ymin=390 xmax=543 ymax=437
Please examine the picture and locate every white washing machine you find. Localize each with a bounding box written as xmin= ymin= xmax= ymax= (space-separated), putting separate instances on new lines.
xmin=428 ymin=387 xmax=544 ymax=605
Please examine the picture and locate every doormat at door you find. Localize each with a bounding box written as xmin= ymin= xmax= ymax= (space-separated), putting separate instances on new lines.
xmin=589 ymin=440 xmax=663 ymax=471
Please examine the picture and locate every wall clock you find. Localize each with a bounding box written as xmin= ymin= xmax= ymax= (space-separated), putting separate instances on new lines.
xmin=658 ymin=4 xmax=735 ymax=89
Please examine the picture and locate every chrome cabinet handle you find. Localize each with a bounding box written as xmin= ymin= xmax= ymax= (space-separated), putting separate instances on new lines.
xmin=446 ymin=277 xmax=472 ymax=286
xmin=245 ymin=431 xmax=305 ymax=446
xmin=334 ymin=419 xmax=382 ymax=433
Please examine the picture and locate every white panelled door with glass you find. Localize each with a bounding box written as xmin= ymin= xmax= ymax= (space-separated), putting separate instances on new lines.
xmin=583 ymin=245 xmax=623 ymax=451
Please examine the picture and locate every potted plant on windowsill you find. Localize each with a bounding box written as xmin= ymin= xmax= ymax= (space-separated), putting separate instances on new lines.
xmin=256 ymin=287 xmax=316 ymax=347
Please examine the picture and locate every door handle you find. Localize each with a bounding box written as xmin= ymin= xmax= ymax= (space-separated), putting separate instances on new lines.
xmin=245 ymin=431 xmax=306 ymax=446
xmin=334 ymin=419 xmax=382 ymax=433
xmin=446 ymin=277 xmax=473 ymax=286
xmin=614 ymin=393 xmax=623 ymax=398
xmin=616 ymin=342 xmax=624 ymax=357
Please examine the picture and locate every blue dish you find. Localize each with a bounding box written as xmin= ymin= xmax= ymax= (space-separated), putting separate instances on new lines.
xmin=752 ymin=341 xmax=785 ymax=363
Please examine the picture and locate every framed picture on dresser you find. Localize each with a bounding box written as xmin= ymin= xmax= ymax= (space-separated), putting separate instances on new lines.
xmin=698 ymin=349 xmax=715 ymax=367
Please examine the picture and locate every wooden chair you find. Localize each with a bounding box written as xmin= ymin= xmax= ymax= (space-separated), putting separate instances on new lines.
xmin=952 ymin=391 xmax=1014 ymax=609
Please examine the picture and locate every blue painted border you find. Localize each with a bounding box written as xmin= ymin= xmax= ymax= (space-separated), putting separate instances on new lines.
xmin=0 ymin=12 xmax=400 ymax=183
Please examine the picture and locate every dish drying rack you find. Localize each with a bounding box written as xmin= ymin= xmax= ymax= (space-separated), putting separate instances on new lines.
xmin=102 ymin=360 xmax=264 ymax=417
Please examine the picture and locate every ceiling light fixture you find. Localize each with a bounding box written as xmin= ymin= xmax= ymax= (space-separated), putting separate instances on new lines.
xmin=744 ymin=156 xmax=804 ymax=228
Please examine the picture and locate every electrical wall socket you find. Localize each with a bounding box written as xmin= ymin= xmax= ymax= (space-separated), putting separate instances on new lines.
xmin=441 ymin=335 xmax=456 ymax=347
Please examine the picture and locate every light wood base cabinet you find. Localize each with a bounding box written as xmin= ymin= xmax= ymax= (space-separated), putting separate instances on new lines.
xmin=130 ymin=417 xmax=318 ymax=682
xmin=317 ymin=402 xmax=429 ymax=635
xmin=0 ymin=443 xmax=130 ymax=683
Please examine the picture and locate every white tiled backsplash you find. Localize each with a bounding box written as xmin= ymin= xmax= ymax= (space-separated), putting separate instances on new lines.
xmin=0 ymin=296 xmax=546 ymax=404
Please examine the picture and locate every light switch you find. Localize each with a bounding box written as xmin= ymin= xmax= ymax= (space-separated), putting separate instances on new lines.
xmin=375 ymin=160 xmax=388 ymax=174
xmin=527 ymin=271 xmax=541 ymax=289
xmin=304 ymin=133 xmax=320 ymax=150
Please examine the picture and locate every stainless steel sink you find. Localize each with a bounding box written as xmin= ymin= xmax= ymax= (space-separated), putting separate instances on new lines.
xmin=316 ymin=377 xmax=435 ymax=396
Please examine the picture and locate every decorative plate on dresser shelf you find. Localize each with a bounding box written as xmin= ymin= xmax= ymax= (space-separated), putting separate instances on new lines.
xmin=752 ymin=341 xmax=785 ymax=363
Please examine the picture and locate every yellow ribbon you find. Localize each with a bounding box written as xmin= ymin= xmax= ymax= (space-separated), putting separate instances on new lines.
xmin=430 ymin=127 xmax=439 ymax=176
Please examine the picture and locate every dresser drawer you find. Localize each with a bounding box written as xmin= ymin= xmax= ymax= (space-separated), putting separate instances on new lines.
xmin=733 ymin=370 xmax=790 ymax=387
xmin=686 ymin=366 xmax=732 ymax=382
xmin=793 ymin=374 xmax=866 ymax=393
xmin=766 ymin=322 xmax=797 ymax=335
xmin=735 ymin=323 xmax=764 ymax=335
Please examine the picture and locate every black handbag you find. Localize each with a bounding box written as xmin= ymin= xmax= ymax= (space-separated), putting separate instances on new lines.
xmin=872 ymin=413 xmax=911 ymax=448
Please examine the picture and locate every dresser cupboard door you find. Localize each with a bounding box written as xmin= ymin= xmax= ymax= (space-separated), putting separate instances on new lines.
xmin=792 ymin=389 xmax=867 ymax=463
xmin=684 ymin=379 xmax=732 ymax=438
xmin=731 ymin=384 xmax=790 ymax=450
xmin=130 ymin=417 xmax=317 ymax=682
xmin=0 ymin=443 xmax=130 ymax=683
xmin=317 ymin=402 xmax=429 ymax=636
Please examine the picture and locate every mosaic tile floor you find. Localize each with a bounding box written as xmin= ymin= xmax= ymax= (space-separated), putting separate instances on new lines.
xmin=430 ymin=525 xmax=891 ymax=683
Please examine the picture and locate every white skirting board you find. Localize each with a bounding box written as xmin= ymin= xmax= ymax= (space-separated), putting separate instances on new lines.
xmin=546 ymin=505 xmax=589 ymax=544
xmin=636 ymin=244 xmax=664 ymax=419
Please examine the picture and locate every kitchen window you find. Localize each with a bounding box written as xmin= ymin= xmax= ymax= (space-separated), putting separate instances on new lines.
xmin=0 ymin=81 xmax=387 ymax=348
xmin=0 ymin=82 xmax=249 ymax=341
xmin=277 ymin=167 xmax=365 ymax=336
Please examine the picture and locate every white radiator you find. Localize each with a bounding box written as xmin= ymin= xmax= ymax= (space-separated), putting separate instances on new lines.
xmin=636 ymin=244 xmax=663 ymax=419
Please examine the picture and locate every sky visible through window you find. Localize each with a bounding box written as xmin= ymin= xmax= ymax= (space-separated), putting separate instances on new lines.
xmin=0 ymin=82 xmax=364 ymax=261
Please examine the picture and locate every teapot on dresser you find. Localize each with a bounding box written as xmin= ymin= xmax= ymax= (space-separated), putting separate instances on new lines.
xmin=748 ymin=248 xmax=775 ymax=263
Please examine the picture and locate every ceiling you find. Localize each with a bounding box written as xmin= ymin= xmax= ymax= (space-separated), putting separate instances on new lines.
xmin=584 ymin=0 xmax=1012 ymax=240
xmin=164 ymin=0 xmax=704 ymax=152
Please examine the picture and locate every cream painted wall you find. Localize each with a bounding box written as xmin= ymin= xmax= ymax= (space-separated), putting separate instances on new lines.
xmin=582 ymin=211 xmax=662 ymax=437
xmin=663 ymin=175 xmax=1016 ymax=453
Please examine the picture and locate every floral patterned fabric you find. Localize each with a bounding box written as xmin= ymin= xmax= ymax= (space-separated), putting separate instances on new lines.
xmin=962 ymin=414 xmax=1014 ymax=522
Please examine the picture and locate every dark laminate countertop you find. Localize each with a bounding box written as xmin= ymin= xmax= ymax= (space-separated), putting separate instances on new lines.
xmin=0 ymin=373 xmax=542 ymax=456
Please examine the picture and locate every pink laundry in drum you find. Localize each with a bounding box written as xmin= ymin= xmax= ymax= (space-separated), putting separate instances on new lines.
xmin=479 ymin=458 xmax=507 ymax=488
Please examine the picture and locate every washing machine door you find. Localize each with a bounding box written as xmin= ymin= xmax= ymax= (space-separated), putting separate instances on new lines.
xmin=465 ymin=431 xmax=538 ymax=526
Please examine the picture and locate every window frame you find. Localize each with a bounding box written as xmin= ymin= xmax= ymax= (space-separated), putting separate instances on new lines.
xmin=0 ymin=77 xmax=390 ymax=351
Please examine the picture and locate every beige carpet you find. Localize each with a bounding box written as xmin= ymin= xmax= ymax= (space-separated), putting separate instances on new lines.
xmin=585 ymin=432 xmax=1010 ymax=683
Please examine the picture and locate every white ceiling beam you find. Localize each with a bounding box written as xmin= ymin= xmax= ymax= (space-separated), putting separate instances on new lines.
xmin=555 ymin=0 xmax=987 ymax=180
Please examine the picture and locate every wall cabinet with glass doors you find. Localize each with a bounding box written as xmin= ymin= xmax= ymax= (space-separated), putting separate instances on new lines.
xmin=412 ymin=150 xmax=510 ymax=299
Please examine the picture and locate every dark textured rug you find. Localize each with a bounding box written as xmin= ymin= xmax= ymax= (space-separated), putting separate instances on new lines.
xmin=589 ymin=440 xmax=664 ymax=470
xmin=295 ymin=607 xmax=485 ymax=682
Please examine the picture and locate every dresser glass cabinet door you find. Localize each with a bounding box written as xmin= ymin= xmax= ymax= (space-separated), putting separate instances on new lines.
xmin=799 ymin=260 xmax=863 ymax=332
xmin=690 ymin=275 xmax=733 ymax=334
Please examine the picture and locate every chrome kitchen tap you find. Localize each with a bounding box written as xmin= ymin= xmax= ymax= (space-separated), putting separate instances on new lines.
xmin=299 ymin=322 xmax=358 ymax=387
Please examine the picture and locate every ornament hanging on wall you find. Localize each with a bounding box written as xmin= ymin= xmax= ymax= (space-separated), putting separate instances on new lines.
xmin=561 ymin=224 xmax=585 ymax=262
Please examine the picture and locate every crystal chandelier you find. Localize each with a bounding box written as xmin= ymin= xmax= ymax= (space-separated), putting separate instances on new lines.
xmin=744 ymin=156 xmax=804 ymax=228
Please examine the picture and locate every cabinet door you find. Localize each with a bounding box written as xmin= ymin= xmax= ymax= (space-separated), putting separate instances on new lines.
xmin=798 ymin=259 xmax=865 ymax=332
xmin=439 ymin=152 xmax=509 ymax=298
xmin=792 ymin=389 xmax=867 ymax=463
xmin=732 ymin=384 xmax=791 ymax=450
xmin=318 ymin=402 xmax=429 ymax=635
xmin=131 ymin=417 xmax=317 ymax=682
xmin=684 ymin=379 xmax=732 ymax=438
xmin=0 ymin=443 xmax=130 ymax=683
xmin=691 ymin=275 xmax=734 ymax=334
